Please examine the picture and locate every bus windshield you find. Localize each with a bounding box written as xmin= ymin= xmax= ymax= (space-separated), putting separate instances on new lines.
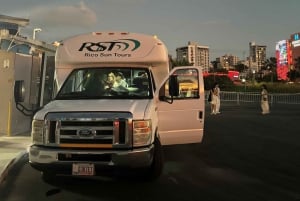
xmin=56 ymin=67 xmax=152 ymax=100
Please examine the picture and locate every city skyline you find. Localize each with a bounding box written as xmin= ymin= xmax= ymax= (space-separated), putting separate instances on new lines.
xmin=0 ymin=0 xmax=299 ymax=60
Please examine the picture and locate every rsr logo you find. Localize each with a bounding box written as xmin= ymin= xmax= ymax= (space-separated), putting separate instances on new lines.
xmin=78 ymin=39 xmax=140 ymax=52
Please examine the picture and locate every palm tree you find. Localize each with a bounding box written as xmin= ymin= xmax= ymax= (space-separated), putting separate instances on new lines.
xmin=261 ymin=57 xmax=277 ymax=82
xmin=234 ymin=63 xmax=248 ymax=72
xmin=289 ymin=56 xmax=300 ymax=81
xmin=264 ymin=57 xmax=277 ymax=71
xmin=294 ymin=56 xmax=300 ymax=72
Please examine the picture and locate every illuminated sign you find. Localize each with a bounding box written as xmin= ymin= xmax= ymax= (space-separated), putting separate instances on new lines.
xmin=291 ymin=33 xmax=300 ymax=47
xmin=276 ymin=40 xmax=288 ymax=66
xmin=292 ymin=40 xmax=300 ymax=47
xmin=276 ymin=40 xmax=290 ymax=80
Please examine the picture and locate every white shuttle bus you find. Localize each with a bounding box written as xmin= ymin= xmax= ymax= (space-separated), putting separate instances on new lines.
xmin=28 ymin=31 xmax=205 ymax=180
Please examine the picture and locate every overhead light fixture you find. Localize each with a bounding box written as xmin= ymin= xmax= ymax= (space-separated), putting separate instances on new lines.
xmin=33 ymin=28 xmax=42 ymax=40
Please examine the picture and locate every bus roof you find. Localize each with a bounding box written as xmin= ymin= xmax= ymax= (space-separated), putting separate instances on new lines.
xmin=55 ymin=31 xmax=169 ymax=67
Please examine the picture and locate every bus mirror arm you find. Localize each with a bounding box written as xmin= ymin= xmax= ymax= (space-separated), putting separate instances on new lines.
xmin=15 ymin=102 xmax=35 ymax=117
xmin=14 ymin=80 xmax=39 ymax=117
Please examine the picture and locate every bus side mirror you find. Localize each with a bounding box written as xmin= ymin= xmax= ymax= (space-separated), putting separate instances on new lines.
xmin=14 ymin=80 xmax=25 ymax=103
xmin=169 ymin=75 xmax=179 ymax=97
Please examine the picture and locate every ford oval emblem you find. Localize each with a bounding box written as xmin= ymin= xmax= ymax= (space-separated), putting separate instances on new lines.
xmin=78 ymin=129 xmax=93 ymax=137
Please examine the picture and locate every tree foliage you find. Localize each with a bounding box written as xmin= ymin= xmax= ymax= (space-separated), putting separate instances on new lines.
xmin=294 ymin=56 xmax=300 ymax=71
xmin=171 ymin=58 xmax=193 ymax=67
xmin=204 ymin=75 xmax=234 ymax=90
xmin=287 ymin=56 xmax=300 ymax=81
xmin=234 ymin=63 xmax=248 ymax=72
xmin=263 ymin=57 xmax=277 ymax=71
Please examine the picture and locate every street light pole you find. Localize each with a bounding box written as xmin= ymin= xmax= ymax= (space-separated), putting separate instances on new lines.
xmin=33 ymin=28 xmax=42 ymax=40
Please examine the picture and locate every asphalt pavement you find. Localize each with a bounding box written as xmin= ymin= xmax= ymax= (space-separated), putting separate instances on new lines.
xmin=0 ymin=102 xmax=277 ymax=185
xmin=0 ymin=103 xmax=298 ymax=187
xmin=0 ymin=132 xmax=31 ymax=184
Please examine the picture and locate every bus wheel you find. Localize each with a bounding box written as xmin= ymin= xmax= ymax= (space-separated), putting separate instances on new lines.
xmin=144 ymin=137 xmax=164 ymax=181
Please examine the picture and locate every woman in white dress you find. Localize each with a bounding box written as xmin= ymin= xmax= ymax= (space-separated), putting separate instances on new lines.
xmin=261 ymin=84 xmax=270 ymax=115
xmin=210 ymin=85 xmax=218 ymax=115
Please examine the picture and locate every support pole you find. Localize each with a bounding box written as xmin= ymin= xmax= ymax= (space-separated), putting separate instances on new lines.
xmin=7 ymin=100 xmax=12 ymax=136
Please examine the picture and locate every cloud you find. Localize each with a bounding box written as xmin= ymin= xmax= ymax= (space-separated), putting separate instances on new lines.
xmin=29 ymin=1 xmax=97 ymax=28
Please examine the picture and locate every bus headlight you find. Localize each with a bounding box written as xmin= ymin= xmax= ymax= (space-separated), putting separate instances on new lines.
xmin=31 ymin=120 xmax=44 ymax=145
xmin=133 ymin=120 xmax=152 ymax=147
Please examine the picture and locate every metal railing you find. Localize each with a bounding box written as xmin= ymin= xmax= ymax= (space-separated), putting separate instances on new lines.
xmin=205 ymin=91 xmax=300 ymax=105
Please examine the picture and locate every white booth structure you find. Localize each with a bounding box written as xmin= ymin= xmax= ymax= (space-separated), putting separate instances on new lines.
xmin=0 ymin=14 xmax=56 ymax=136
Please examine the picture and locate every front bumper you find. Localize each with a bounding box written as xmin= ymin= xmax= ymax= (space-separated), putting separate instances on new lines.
xmin=29 ymin=144 xmax=154 ymax=175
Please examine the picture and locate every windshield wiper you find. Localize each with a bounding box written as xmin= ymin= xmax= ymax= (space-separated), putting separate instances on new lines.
xmin=56 ymin=92 xmax=92 ymax=99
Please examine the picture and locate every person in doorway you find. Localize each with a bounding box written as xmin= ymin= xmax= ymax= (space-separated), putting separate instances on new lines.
xmin=214 ymin=83 xmax=221 ymax=114
xmin=261 ymin=84 xmax=270 ymax=115
xmin=210 ymin=85 xmax=218 ymax=115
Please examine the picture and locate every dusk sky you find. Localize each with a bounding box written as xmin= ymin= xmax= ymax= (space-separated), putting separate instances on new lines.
xmin=1 ymin=0 xmax=299 ymax=60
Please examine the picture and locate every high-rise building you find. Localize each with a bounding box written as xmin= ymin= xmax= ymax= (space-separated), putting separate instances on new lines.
xmin=176 ymin=41 xmax=209 ymax=72
xmin=249 ymin=42 xmax=267 ymax=72
xmin=290 ymin=33 xmax=300 ymax=63
xmin=216 ymin=54 xmax=240 ymax=70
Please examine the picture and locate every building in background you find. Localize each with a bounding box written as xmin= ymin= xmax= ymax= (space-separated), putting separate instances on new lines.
xmin=249 ymin=42 xmax=267 ymax=73
xmin=0 ymin=15 xmax=54 ymax=55
xmin=216 ymin=54 xmax=240 ymax=70
xmin=176 ymin=41 xmax=209 ymax=72
xmin=0 ymin=14 xmax=56 ymax=136
xmin=291 ymin=33 xmax=300 ymax=59
xmin=0 ymin=15 xmax=30 ymax=54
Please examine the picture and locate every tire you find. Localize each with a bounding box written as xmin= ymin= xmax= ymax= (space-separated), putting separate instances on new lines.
xmin=143 ymin=137 xmax=164 ymax=181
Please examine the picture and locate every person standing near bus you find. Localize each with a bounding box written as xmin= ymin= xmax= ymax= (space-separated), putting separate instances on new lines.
xmin=215 ymin=83 xmax=221 ymax=114
xmin=210 ymin=84 xmax=218 ymax=115
xmin=261 ymin=84 xmax=270 ymax=115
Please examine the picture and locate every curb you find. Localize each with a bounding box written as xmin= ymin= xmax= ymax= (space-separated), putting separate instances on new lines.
xmin=0 ymin=151 xmax=28 ymax=185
